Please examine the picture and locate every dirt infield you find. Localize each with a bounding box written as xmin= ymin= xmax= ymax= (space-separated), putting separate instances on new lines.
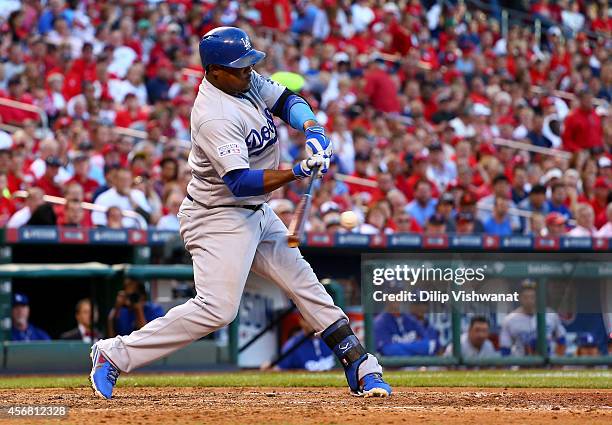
xmin=1 ymin=387 xmax=611 ymax=425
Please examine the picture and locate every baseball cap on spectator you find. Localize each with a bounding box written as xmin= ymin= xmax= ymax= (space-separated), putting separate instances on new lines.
xmin=320 ymin=201 xmax=340 ymax=215
xmin=472 ymin=103 xmax=491 ymax=116
xmin=460 ymin=192 xmax=477 ymax=206
xmin=439 ymin=192 xmax=455 ymax=205
xmin=354 ymin=152 xmax=370 ymax=162
xmin=548 ymin=26 xmax=562 ymax=37
xmin=333 ymin=52 xmax=350 ymax=64
xmin=478 ymin=143 xmax=497 ymax=156
xmin=542 ymin=168 xmax=562 ymax=185
xmin=72 ymin=151 xmax=89 ymax=162
xmin=540 ymin=97 xmax=555 ymax=108
xmin=456 ymin=212 xmax=475 ymax=223
xmin=46 ymin=72 xmax=64 ymax=84
xmin=414 ymin=152 xmax=429 ymax=162
xmin=590 ymin=145 xmax=604 ymax=155
xmin=323 ymin=211 xmax=342 ymax=228
xmin=45 ymin=156 xmax=62 ymax=167
xmin=520 ymin=278 xmax=537 ymax=290
xmin=437 ymin=91 xmax=452 ymax=104
xmin=494 ymin=91 xmax=512 ymax=105
xmin=429 ymin=142 xmax=443 ymax=152
xmin=146 ymin=120 xmax=161 ymax=132
xmin=101 ymin=144 xmax=118 ymax=156
xmin=137 ymin=19 xmax=151 ymax=30
xmin=428 ymin=213 xmax=446 ymax=225
xmin=78 ymin=141 xmax=93 ymax=151
xmin=167 ymin=22 xmax=181 ymax=34
xmin=564 ymin=168 xmax=579 ymax=181
xmin=13 ymin=293 xmax=29 ymax=306
xmin=545 ymin=212 xmax=567 ymax=226
xmin=594 ymin=177 xmax=609 ymax=190
xmin=512 ymin=155 xmax=526 ymax=166
xmin=0 ymin=134 xmax=12 ymax=151
xmin=54 ymin=116 xmax=72 ymax=131
xmin=598 ymin=157 xmax=611 ymax=169
xmin=382 ymin=2 xmax=400 ymax=17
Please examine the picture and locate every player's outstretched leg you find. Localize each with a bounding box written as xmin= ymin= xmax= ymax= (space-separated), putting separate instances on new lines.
xmin=321 ymin=319 xmax=392 ymax=397
xmin=89 ymin=342 xmax=120 ymax=399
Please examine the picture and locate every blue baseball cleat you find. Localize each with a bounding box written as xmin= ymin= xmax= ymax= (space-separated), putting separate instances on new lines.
xmin=358 ymin=373 xmax=392 ymax=398
xmin=89 ymin=343 xmax=120 ymax=399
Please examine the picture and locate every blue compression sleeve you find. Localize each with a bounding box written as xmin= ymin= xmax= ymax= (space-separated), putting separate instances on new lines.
xmin=287 ymin=100 xmax=316 ymax=130
xmin=271 ymin=89 xmax=316 ymax=130
xmin=222 ymin=168 xmax=265 ymax=197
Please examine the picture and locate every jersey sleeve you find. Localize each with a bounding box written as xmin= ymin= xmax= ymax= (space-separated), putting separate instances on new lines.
xmin=550 ymin=313 xmax=567 ymax=341
xmin=193 ymin=118 xmax=249 ymax=177
xmin=250 ymin=71 xmax=286 ymax=110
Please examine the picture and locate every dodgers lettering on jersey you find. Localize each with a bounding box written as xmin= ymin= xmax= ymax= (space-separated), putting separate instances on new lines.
xmin=186 ymin=71 xmax=286 ymax=206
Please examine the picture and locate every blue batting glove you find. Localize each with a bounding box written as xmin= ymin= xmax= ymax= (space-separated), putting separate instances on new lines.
xmin=305 ymin=125 xmax=333 ymax=159
xmin=292 ymin=154 xmax=330 ymax=180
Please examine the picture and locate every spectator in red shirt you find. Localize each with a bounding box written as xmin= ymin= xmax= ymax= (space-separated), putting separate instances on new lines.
xmin=369 ymin=171 xmax=396 ymax=205
xmin=402 ymin=153 xmax=440 ymax=201
xmin=346 ymin=152 xmax=377 ymax=200
xmin=114 ymin=93 xmax=148 ymax=128
xmin=255 ymin=0 xmax=292 ymax=32
xmin=0 ymin=75 xmax=39 ymax=125
xmin=66 ymin=153 xmax=99 ymax=202
xmin=546 ymin=212 xmax=567 ymax=237
xmin=61 ymin=198 xmax=86 ymax=227
xmin=591 ymin=177 xmax=610 ymax=228
xmin=363 ymin=58 xmax=400 ymax=113
xmin=393 ymin=210 xmax=422 ymax=233
xmin=34 ymin=156 xmax=63 ymax=197
xmin=63 ymin=42 xmax=97 ymax=100
xmin=562 ymin=89 xmax=603 ymax=152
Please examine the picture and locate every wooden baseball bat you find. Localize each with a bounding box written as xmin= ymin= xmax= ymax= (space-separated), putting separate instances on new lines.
xmin=287 ymin=166 xmax=319 ymax=247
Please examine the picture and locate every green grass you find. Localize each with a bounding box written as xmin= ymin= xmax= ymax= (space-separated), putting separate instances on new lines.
xmin=0 ymin=370 xmax=610 ymax=390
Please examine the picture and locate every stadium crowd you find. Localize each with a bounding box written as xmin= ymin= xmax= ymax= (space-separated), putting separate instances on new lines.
xmin=0 ymin=0 xmax=609 ymax=237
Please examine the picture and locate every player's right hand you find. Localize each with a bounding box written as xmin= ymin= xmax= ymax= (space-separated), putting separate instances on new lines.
xmin=292 ymin=154 xmax=329 ymax=180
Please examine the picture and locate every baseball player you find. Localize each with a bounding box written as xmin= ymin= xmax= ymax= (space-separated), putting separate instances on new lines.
xmin=499 ymin=280 xmax=566 ymax=356
xmin=90 ymin=27 xmax=391 ymax=399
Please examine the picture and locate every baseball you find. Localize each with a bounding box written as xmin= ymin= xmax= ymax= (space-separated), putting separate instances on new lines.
xmin=340 ymin=211 xmax=358 ymax=230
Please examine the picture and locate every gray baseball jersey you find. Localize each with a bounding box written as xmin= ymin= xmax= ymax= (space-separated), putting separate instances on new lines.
xmin=444 ymin=333 xmax=498 ymax=358
xmin=95 ymin=73 xmax=384 ymax=381
xmin=187 ymin=71 xmax=285 ymax=206
xmin=499 ymin=308 xmax=566 ymax=355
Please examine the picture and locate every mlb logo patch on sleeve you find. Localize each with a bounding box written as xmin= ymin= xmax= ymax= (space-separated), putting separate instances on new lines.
xmin=217 ymin=143 xmax=241 ymax=157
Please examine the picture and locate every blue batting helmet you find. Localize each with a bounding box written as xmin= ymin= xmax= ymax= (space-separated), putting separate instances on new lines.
xmin=199 ymin=27 xmax=265 ymax=69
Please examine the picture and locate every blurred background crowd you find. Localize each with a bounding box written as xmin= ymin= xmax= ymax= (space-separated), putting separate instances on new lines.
xmin=0 ymin=0 xmax=609 ymax=237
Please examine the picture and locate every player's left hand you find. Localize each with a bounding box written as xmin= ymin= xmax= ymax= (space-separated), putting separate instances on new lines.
xmin=304 ymin=125 xmax=333 ymax=159
xmin=293 ymin=153 xmax=330 ymax=180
